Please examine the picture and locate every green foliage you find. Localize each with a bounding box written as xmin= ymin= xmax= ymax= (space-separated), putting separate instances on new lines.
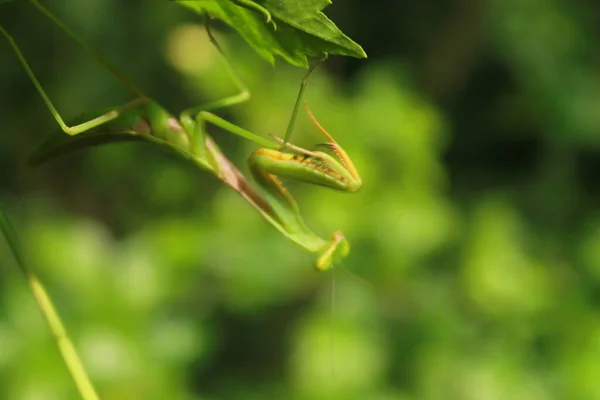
xmin=1 ymin=0 xmax=599 ymax=399
xmin=177 ymin=0 xmax=366 ymax=67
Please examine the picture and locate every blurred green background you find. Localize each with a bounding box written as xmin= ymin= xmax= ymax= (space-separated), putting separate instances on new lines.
xmin=1 ymin=0 xmax=600 ymax=399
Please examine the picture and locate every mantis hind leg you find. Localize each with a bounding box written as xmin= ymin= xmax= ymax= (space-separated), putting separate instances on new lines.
xmin=0 ymin=1 xmax=149 ymax=137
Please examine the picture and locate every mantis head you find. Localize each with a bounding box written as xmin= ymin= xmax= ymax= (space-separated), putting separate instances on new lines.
xmin=315 ymin=231 xmax=350 ymax=271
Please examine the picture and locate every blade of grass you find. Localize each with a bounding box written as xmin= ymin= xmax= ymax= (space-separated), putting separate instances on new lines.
xmin=0 ymin=207 xmax=101 ymax=400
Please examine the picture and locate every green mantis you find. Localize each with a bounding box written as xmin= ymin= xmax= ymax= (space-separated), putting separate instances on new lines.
xmin=1 ymin=0 xmax=362 ymax=271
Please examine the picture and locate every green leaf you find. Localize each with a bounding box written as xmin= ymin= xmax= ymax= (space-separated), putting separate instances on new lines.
xmin=176 ymin=0 xmax=366 ymax=68
xmin=261 ymin=0 xmax=366 ymax=58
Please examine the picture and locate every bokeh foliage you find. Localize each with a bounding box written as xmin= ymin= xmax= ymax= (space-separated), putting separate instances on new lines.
xmin=1 ymin=0 xmax=599 ymax=399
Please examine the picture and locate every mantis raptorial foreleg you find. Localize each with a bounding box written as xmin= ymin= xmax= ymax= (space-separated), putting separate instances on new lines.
xmin=257 ymin=103 xmax=362 ymax=193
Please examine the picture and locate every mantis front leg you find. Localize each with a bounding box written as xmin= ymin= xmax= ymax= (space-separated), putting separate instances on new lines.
xmin=253 ymin=103 xmax=362 ymax=193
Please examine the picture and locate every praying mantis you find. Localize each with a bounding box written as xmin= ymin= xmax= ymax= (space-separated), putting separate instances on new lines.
xmin=1 ymin=0 xmax=362 ymax=271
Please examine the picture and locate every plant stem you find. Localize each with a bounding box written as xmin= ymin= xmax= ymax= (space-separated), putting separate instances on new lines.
xmin=0 ymin=209 xmax=101 ymax=400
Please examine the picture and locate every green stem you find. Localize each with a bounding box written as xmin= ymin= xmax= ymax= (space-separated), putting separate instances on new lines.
xmin=0 ymin=209 xmax=101 ymax=400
